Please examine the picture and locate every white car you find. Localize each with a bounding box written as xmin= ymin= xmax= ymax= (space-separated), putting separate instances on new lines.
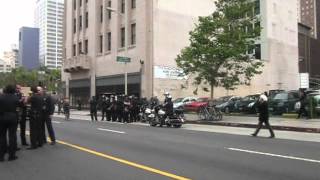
xmin=173 ymin=97 xmax=197 ymax=109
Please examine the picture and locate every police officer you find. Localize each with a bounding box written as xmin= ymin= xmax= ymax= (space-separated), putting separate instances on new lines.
xmin=101 ymin=96 xmax=107 ymax=121
xmin=116 ymin=95 xmax=124 ymax=123
xmin=0 ymin=85 xmax=20 ymax=161
xmin=89 ymin=96 xmax=98 ymax=122
xmin=123 ymin=96 xmax=131 ymax=123
xmin=15 ymin=85 xmax=28 ymax=146
xmin=161 ymin=95 xmax=174 ymax=127
xmin=41 ymin=87 xmax=56 ymax=145
xmin=105 ymin=97 xmax=112 ymax=121
xmin=111 ymin=96 xmax=117 ymax=122
xmin=27 ymin=86 xmax=45 ymax=149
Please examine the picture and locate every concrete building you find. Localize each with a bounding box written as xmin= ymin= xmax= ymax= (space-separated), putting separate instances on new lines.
xmin=35 ymin=0 xmax=64 ymax=69
xmin=3 ymin=46 xmax=18 ymax=70
xmin=62 ymin=0 xmax=300 ymax=105
xmin=298 ymin=0 xmax=320 ymax=87
xmin=0 ymin=58 xmax=13 ymax=73
xmin=18 ymin=27 xmax=40 ymax=70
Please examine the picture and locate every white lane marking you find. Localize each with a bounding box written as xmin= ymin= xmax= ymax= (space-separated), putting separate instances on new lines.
xmin=97 ymin=128 xmax=126 ymax=134
xmin=227 ymin=147 xmax=320 ymax=164
xmin=52 ymin=121 xmax=62 ymax=124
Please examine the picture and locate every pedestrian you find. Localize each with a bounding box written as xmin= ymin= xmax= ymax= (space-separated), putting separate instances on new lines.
xmin=111 ymin=96 xmax=117 ymax=122
xmin=15 ymin=85 xmax=28 ymax=146
xmin=101 ymin=96 xmax=107 ymax=121
xmin=89 ymin=96 xmax=98 ymax=122
xmin=0 ymin=85 xmax=20 ymax=161
xmin=41 ymin=87 xmax=56 ymax=145
xmin=297 ymin=90 xmax=308 ymax=119
xmin=77 ymin=98 xmax=82 ymax=110
xmin=105 ymin=97 xmax=112 ymax=121
xmin=123 ymin=96 xmax=131 ymax=123
xmin=58 ymin=98 xmax=63 ymax=115
xmin=27 ymin=86 xmax=45 ymax=149
xmin=251 ymin=94 xmax=275 ymax=138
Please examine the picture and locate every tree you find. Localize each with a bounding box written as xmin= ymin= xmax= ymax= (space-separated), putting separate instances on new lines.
xmin=176 ymin=0 xmax=263 ymax=98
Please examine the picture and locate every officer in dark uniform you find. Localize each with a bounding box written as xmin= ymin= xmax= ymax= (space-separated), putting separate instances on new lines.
xmin=123 ymin=96 xmax=131 ymax=123
xmin=111 ymin=96 xmax=117 ymax=122
xmin=15 ymin=85 xmax=28 ymax=146
xmin=116 ymin=96 xmax=124 ymax=123
xmin=89 ymin=96 xmax=98 ymax=122
xmin=28 ymin=86 xmax=45 ymax=149
xmin=105 ymin=97 xmax=112 ymax=121
xmin=0 ymin=85 xmax=20 ymax=161
xmin=100 ymin=96 xmax=107 ymax=121
xmin=161 ymin=95 xmax=174 ymax=127
xmin=41 ymin=88 xmax=56 ymax=145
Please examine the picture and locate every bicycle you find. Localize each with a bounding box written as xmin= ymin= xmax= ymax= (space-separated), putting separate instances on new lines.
xmin=198 ymin=105 xmax=223 ymax=121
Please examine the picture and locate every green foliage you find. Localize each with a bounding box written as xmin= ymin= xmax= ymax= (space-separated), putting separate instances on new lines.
xmin=0 ymin=67 xmax=61 ymax=92
xmin=176 ymin=0 xmax=263 ymax=98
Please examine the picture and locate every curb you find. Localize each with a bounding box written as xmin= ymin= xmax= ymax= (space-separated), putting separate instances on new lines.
xmin=185 ymin=120 xmax=320 ymax=133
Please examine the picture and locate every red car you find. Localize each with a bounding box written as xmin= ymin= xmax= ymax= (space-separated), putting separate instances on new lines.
xmin=184 ymin=97 xmax=210 ymax=112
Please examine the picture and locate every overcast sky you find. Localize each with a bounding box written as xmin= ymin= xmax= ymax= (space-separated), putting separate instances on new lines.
xmin=0 ymin=0 xmax=37 ymax=57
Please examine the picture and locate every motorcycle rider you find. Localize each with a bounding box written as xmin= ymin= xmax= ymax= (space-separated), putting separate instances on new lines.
xmin=160 ymin=95 xmax=174 ymax=127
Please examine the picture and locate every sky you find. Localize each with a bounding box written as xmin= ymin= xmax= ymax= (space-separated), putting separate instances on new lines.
xmin=0 ymin=0 xmax=37 ymax=57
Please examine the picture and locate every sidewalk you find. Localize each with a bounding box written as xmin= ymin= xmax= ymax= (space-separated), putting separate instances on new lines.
xmin=55 ymin=110 xmax=320 ymax=133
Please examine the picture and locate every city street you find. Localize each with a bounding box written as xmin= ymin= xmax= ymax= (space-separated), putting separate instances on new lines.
xmin=0 ymin=117 xmax=319 ymax=180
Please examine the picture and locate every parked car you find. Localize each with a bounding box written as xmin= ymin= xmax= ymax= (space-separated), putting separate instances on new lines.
xmin=269 ymin=91 xmax=300 ymax=115
xmin=315 ymin=95 xmax=320 ymax=115
xmin=184 ymin=97 xmax=209 ymax=112
xmin=216 ymin=96 xmax=242 ymax=114
xmin=235 ymin=94 xmax=260 ymax=113
xmin=173 ymin=97 xmax=197 ymax=109
xmin=211 ymin=96 xmax=233 ymax=106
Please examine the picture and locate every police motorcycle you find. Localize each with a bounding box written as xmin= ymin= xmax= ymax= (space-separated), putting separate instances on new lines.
xmin=149 ymin=105 xmax=184 ymax=128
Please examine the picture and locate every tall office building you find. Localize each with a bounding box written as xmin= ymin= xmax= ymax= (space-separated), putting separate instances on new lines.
xmin=35 ymin=0 xmax=64 ymax=69
xmin=63 ymin=0 xmax=299 ymax=104
xmin=299 ymin=0 xmax=320 ymax=38
xmin=18 ymin=27 xmax=40 ymax=70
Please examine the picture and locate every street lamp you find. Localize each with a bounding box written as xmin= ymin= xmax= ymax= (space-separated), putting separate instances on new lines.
xmin=106 ymin=3 xmax=129 ymax=95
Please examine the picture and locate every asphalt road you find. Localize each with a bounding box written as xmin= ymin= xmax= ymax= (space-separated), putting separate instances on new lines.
xmin=0 ymin=117 xmax=319 ymax=180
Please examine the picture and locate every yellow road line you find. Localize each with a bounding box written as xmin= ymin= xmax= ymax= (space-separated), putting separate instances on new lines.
xmin=25 ymin=130 xmax=190 ymax=180
xmin=56 ymin=140 xmax=191 ymax=180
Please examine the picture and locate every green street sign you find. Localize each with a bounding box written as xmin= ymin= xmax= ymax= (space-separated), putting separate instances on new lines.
xmin=117 ymin=56 xmax=131 ymax=63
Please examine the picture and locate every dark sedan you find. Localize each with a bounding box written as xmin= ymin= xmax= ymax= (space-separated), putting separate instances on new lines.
xmin=235 ymin=94 xmax=260 ymax=113
xmin=269 ymin=91 xmax=300 ymax=115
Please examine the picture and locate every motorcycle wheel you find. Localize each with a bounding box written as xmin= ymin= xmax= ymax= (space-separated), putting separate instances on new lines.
xmin=173 ymin=124 xmax=182 ymax=128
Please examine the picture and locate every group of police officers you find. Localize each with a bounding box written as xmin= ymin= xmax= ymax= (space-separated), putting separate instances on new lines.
xmin=0 ymin=84 xmax=56 ymax=162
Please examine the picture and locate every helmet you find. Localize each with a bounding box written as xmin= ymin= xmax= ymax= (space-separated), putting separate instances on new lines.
xmin=164 ymin=92 xmax=170 ymax=96
xmin=167 ymin=95 xmax=172 ymax=99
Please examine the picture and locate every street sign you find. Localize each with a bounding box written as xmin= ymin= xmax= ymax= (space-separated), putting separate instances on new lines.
xmin=300 ymin=73 xmax=309 ymax=89
xmin=117 ymin=56 xmax=131 ymax=63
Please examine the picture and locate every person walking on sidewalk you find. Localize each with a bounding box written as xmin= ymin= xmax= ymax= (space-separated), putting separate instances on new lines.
xmin=297 ymin=89 xmax=308 ymax=119
xmin=251 ymin=94 xmax=275 ymax=138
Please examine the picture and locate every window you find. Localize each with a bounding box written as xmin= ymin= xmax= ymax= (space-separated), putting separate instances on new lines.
xmin=107 ymin=32 xmax=111 ymax=51
xmin=85 ymin=12 xmax=89 ymax=28
xmin=254 ymin=44 xmax=261 ymax=60
xmin=73 ymin=0 xmax=76 ymax=10
xmin=86 ymin=0 xmax=88 ymax=3
xmin=132 ymin=0 xmax=136 ymax=9
xmin=99 ymin=35 xmax=103 ymax=53
xmin=73 ymin=44 xmax=76 ymax=56
xmin=73 ymin=18 xmax=76 ymax=33
xmin=121 ymin=0 xmax=125 ymax=13
xmin=79 ymin=15 xmax=82 ymax=30
xmin=84 ymin=39 xmax=88 ymax=54
xmin=108 ymin=1 xmax=112 ymax=19
xmin=121 ymin=27 xmax=125 ymax=48
xmin=254 ymin=0 xmax=260 ymax=15
xmin=100 ymin=5 xmax=103 ymax=23
xmin=79 ymin=0 xmax=82 ymax=7
xmin=131 ymin=23 xmax=136 ymax=45
xmin=78 ymin=42 xmax=82 ymax=55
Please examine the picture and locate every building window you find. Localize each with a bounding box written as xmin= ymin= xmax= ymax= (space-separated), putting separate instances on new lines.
xmin=79 ymin=15 xmax=82 ymax=30
xmin=132 ymin=0 xmax=136 ymax=9
xmin=85 ymin=39 xmax=88 ymax=54
xmin=255 ymin=44 xmax=261 ymax=60
xmin=100 ymin=5 xmax=103 ymax=23
xmin=73 ymin=44 xmax=76 ymax=56
xmin=73 ymin=18 xmax=76 ymax=33
xmin=108 ymin=1 xmax=112 ymax=19
xmin=85 ymin=12 xmax=88 ymax=28
xmin=121 ymin=27 xmax=125 ymax=48
xmin=73 ymin=0 xmax=76 ymax=10
xmin=79 ymin=0 xmax=82 ymax=7
xmin=99 ymin=35 xmax=103 ymax=53
xmin=254 ymin=0 xmax=260 ymax=15
xmin=107 ymin=32 xmax=111 ymax=51
xmin=121 ymin=0 xmax=125 ymax=13
xmin=86 ymin=0 xmax=88 ymax=3
xmin=78 ymin=42 xmax=82 ymax=55
xmin=131 ymin=23 xmax=136 ymax=45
